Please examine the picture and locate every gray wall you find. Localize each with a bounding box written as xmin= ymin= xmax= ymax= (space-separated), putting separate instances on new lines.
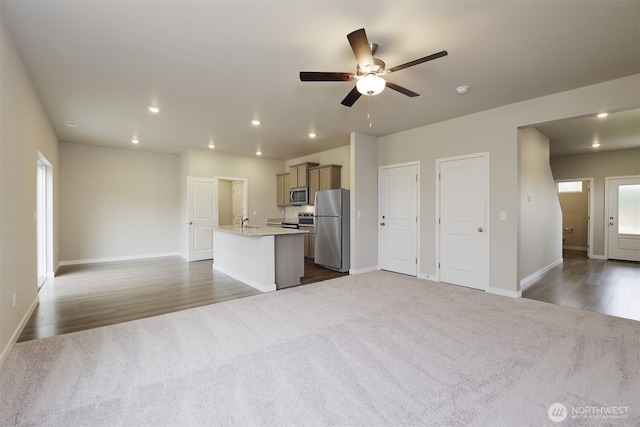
xmin=0 ymin=16 xmax=60 ymax=363
xmin=59 ymin=143 xmax=179 ymax=262
xmin=178 ymin=148 xmax=284 ymax=257
xmin=350 ymin=132 xmax=379 ymax=274
xmin=519 ymin=128 xmax=563 ymax=281
xmin=379 ymin=75 xmax=639 ymax=295
xmin=551 ymin=148 xmax=640 ymax=257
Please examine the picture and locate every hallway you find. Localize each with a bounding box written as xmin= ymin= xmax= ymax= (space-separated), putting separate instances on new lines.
xmin=523 ymin=250 xmax=640 ymax=322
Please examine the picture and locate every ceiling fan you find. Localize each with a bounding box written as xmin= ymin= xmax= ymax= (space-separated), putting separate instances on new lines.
xmin=300 ymin=28 xmax=448 ymax=107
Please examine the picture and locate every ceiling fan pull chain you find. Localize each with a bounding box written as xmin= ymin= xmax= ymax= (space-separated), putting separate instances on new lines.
xmin=368 ymin=95 xmax=373 ymax=128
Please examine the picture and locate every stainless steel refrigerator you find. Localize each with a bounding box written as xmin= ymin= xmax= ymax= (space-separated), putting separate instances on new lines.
xmin=314 ymin=189 xmax=350 ymax=272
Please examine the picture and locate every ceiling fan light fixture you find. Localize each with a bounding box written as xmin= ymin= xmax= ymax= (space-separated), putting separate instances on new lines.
xmin=356 ymin=74 xmax=386 ymax=96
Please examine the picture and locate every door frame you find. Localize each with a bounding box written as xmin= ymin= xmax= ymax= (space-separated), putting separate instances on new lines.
xmin=36 ymin=151 xmax=54 ymax=286
xmin=214 ymin=176 xmax=248 ymax=227
xmin=604 ymin=174 xmax=640 ymax=260
xmin=435 ymin=152 xmax=490 ymax=286
xmin=555 ymin=177 xmax=594 ymax=259
xmin=377 ymin=161 xmax=420 ymax=276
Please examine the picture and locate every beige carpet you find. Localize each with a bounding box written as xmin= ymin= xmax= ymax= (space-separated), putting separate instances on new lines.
xmin=1 ymin=271 xmax=638 ymax=426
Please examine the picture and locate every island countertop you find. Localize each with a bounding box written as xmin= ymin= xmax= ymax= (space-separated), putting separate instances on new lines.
xmin=215 ymin=225 xmax=309 ymax=237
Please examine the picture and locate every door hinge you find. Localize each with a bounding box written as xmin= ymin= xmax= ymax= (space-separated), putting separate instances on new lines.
xmin=438 ymin=262 xmax=440 ymax=269
xmin=415 ymin=258 xmax=417 ymax=264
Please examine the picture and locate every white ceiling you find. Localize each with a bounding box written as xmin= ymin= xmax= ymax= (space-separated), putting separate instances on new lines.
xmin=537 ymin=108 xmax=640 ymax=158
xmin=1 ymin=1 xmax=639 ymax=160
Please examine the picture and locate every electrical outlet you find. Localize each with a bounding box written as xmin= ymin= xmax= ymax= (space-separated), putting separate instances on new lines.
xmin=12 ymin=293 xmax=16 ymax=307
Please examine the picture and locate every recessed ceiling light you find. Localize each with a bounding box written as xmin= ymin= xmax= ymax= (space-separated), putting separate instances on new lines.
xmin=308 ymin=132 xmax=316 ymax=138
xmin=131 ymin=138 xmax=140 ymax=144
xmin=66 ymin=121 xmax=77 ymax=127
xmin=251 ymin=120 xmax=261 ymax=126
xmin=597 ymin=112 xmax=608 ymax=118
xmin=592 ymin=143 xmax=600 ymax=148
xmin=455 ymin=85 xmax=469 ymax=95
xmin=256 ymin=150 xmax=262 ymax=156
xmin=148 ymin=106 xmax=160 ymax=113
xmin=208 ymin=143 xmax=215 ymax=149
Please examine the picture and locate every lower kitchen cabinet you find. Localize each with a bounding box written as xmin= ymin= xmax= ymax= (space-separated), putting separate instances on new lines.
xmin=303 ymin=232 xmax=315 ymax=260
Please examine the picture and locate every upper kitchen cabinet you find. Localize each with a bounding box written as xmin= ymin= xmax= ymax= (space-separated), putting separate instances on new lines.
xmin=308 ymin=164 xmax=342 ymax=205
xmin=289 ymin=162 xmax=318 ymax=189
xmin=276 ymin=173 xmax=291 ymax=207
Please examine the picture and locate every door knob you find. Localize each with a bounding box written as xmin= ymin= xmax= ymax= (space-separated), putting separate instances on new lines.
xmin=477 ymin=227 xmax=484 ymax=232
xmin=189 ymin=222 xmax=193 ymax=225
xmin=380 ymin=222 xmax=386 ymax=226
xmin=609 ymin=222 xmax=614 ymax=226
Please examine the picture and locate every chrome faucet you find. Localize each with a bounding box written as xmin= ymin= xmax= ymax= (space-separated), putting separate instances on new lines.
xmin=241 ymin=216 xmax=249 ymax=229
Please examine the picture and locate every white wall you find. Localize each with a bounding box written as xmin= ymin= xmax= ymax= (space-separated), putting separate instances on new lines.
xmin=0 ymin=16 xmax=59 ymax=363
xmin=379 ymin=74 xmax=639 ymax=295
xmin=59 ymin=143 xmax=179 ymax=262
xmin=550 ymin=147 xmax=640 ymax=257
xmin=518 ymin=127 xmax=563 ymax=282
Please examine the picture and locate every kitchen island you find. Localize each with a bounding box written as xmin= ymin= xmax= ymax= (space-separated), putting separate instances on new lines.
xmin=213 ymin=225 xmax=308 ymax=292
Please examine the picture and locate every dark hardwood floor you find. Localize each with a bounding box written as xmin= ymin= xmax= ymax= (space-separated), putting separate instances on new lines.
xmin=23 ymin=250 xmax=634 ymax=343
xmin=523 ymin=249 xmax=640 ymax=322
xmin=18 ymin=257 xmax=347 ymax=342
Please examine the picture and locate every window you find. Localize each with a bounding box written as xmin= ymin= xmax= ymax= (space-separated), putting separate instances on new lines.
xmin=618 ymin=184 xmax=640 ymax=235
xmin=557 ymin=181 xmax=582 ymax=193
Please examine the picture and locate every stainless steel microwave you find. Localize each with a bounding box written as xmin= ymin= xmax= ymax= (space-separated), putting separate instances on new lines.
xmin=290 ymin=187 xmax=309 ymax=205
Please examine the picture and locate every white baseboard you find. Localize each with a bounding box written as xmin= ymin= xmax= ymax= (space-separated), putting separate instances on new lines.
xmin=0 ymin=294 xmax=39 ymax=368
xmin=519 ymin=258 xmax=564 ymax=291
xmin=59 ymin=252 xmax=181 ymax=266
xmin=349 ymin=266 xmax=378 ymax=275
xmin=590 ymin=254 xmax=606 ymax=260
xmin=486 ymin=286 xmax=522 ymax=298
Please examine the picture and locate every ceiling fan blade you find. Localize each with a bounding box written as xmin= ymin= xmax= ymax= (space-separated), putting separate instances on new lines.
xmin=340 ymin=86 xmax=362 ymax=107
xmin=386 ymin=81 xmax=420 ymax=97
xmin=347 ymin=28 xmax=374 ymax=72
xmin=300 ymin=72 xmax=354 ymax=82
xmin=388 ymin=50 xmax=448 ymax=73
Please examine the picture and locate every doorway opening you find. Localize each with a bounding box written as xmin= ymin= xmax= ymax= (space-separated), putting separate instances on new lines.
xmin=36 ymin=152 xmax=53 ymax=288
xmin=215 ymin=177 xmax=247 ymax=226
xmin=555 ymin=178 xmax=594 ymax=259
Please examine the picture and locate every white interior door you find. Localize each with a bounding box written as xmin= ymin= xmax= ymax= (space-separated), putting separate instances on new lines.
xmin=378 ymin=163 xmax=418 ymax=276
xmin=187 ymin=176 xmax=216 ymax=261
xmin=439 ymin=154 xmax=489 ymax=290
xmin=607 ymin=176 xmax=640 ymax=261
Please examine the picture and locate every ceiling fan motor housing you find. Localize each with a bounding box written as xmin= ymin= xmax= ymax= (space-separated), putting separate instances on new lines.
xmin=357 ymin=58 xmax=386 ymax=76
